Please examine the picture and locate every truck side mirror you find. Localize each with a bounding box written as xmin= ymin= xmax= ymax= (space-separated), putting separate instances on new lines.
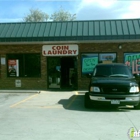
xmin=86 ymin=73 xmax=92 ymax=78
xmin=133 ymin=74 xmax=139 ymax=78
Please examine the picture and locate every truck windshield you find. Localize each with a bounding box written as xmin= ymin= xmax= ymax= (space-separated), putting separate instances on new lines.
xmin=93 ymin=65 xmax=133 ymax=78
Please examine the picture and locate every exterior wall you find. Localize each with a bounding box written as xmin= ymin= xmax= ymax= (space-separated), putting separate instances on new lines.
xmin=77 ymin=42 xmax=140 ymax=90
xmin=0 ymin=42 xmax=140 ymax=90
xmin=0 ymin=45 xmax=47 ymax=90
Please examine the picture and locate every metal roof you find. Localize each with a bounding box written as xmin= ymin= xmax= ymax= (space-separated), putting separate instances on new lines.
xmin=0 ymin=19 xmax=140 ymax=43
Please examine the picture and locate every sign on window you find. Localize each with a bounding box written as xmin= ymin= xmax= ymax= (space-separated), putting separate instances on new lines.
xmin=124 ymin=53 xmax=140 ymax=74
xmin=8 ymin=60 xmax=19 ymax=77
xmin=82 ymin=54 xmax=98 ymax=74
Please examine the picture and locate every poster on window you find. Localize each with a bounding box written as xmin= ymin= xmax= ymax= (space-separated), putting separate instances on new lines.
xmin=99 ymin=53 xmax=117 ymax=63
xmin=124 ymin=53 xmax=140 ymax=74
xmin=82 ymin=54 xmax=98 ymax=74
xmin=8 ymin=60 xmax=19 ymax=77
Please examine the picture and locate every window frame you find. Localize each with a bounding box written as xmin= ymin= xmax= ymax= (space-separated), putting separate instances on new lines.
xmin=124 ymin=52 xmax=140 ymax=74
xmin=81 ymin=52 xmax=117 ymax=77
xmin=7 ymin=53 xmax=41 ymax=78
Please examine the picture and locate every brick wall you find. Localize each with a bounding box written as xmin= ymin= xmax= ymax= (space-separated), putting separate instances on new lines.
xmin=0 ymin=44 xmax=47 ymax=90
xmin=77 ymin=42 xmax=140 ymax=90
xmin=0 ymin=42 xmax=140 ymax=90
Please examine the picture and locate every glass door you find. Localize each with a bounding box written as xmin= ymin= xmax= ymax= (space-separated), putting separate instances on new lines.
xmin=47 ymin=57 xmax=61 ymax=89
xmin=47 ymin=57 xmax=78 ymax=90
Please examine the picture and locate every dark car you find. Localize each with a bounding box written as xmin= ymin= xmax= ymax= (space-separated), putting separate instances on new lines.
xmin=85 ymin=63 xmax=140 ymax=109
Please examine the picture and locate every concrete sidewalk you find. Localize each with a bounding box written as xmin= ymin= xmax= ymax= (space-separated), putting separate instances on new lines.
xmin=0 ymin=90 xmax=87 ymax=94
xmin=0 ymin=90 xmax=40 ymax=93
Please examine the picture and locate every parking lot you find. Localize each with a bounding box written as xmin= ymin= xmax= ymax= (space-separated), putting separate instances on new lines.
xmin=0 ymin=90 xmax=140 ymax=140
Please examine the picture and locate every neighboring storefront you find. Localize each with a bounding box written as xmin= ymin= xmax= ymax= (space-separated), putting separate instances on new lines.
xmin=0 ymin=18 xmax=140 ymax=90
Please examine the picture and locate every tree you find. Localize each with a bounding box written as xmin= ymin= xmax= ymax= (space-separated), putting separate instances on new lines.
xmin=50 ymin=8 xmax=76 ymax=21
xmin=23 ymin=9 xmax=49 ymax=22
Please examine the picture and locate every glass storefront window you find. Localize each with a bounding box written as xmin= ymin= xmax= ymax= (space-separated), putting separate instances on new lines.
xmin=81 ymin=53 xmax=98 ymax=75
xmin=81 ymin=53 xmax=117 ymax=76
xmin=47 ymin=57 xmax=61 ymax=88
xmin=99 ymin=53 xmax=117 ymax=63
xmin=124 ymin=53 xmax=140 ymax=74
xmin=7 ymin=53 xmax=41 ymax=77
xmin=47 ymin=57 xmax=77 ymax=89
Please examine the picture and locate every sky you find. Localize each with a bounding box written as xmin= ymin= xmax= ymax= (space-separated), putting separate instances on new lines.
xmin=0 ymin=0 xmax=140 ymax=22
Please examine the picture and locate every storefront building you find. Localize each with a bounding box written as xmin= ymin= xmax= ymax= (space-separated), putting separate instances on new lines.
xmin=0 ymin=18 xmax=140 ymax=90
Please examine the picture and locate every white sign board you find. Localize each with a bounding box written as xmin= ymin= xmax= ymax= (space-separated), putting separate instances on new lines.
xmin=15 ymin=80 xmax=21 ymax=87
xmin=8 ymin=59 xmax=19 ymax=77
xmin=42 ymin=44 xmax=78 ymax=56
xmin=1 ymin=58 xmax=6 ymax=65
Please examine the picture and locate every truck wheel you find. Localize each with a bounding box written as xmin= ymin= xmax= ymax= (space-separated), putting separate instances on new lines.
xmin=84 ymin=92 xmax=91 ymax=108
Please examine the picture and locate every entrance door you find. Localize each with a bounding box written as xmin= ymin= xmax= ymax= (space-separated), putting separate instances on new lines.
xmin=47 ymin=57 xmax=61 ymax=89
xmin=61 ymin=57 xmax=77 ymax=89
xmin=47 ymin=57 xmax=77 ymax=90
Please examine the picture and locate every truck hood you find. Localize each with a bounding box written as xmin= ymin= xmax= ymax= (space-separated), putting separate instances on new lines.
xmin=91 ymin=77 xmax=137 ymax=86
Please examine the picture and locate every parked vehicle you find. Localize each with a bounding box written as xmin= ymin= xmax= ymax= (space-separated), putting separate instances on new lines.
xmin=85 ymin=63 xmax=140 ymax=109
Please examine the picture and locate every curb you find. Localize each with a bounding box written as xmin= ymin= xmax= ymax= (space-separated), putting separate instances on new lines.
xmin=0 ymin=90 xmax=40 ymax=93
xmin=0 ymin=90 xmax=87 ymax=94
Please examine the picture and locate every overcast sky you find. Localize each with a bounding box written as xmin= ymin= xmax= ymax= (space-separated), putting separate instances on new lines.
xmin=0 ymin=0 xmax=140 ymax=22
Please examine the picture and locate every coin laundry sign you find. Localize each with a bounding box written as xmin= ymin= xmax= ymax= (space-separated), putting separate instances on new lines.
xmin=42 ymin=45 xmax=78 ymax=56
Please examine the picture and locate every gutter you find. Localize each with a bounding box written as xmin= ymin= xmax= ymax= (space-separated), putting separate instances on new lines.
xmin=0 ymin=39 xmax=140 ymax=45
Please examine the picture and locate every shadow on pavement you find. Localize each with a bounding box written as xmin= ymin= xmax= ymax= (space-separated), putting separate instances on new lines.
xmin=58 ymin=94 xmax=134 ymax=112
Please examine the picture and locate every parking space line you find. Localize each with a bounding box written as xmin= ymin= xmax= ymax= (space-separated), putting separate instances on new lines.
xmin=11 ymin=105 xmax=63 ymax=109
xmin=10 ymin=93 xmax=39 ymax=108
xmin=66 ymin=91 xmax=79 ymax=108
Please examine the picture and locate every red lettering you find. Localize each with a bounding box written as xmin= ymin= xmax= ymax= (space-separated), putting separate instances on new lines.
xmin=56 ymin=46 xmax=61 ymax=50
xmin=73 ymin=50 xmax=77 ymax=54
xmin=48 ymin=51 xmax=52 ymax=55
xmin=64 ymin=46 xmax=69 ymax=50
xmin=125 ymin=61 xmax=130 ymax=66
xmin=58 ymin=50 xmax=62 ymax=54
xmin=52 ymin=45 xmax=69 ymax=51
xmin=132 ymin=61 xmax=137 ymax=74
xmin=52 ymin=46 xmax=56 ymax=50
xmin=68 ymin=50 xmax=72 ymax=54
xmin=63 ymin=50 xmax=67 ymax=54
xmin=53 ymin=51 xmax=57 ymax=54
xmin=44 ymin=46 xmax=78 ymax=56
xmin=43 ymin=50 xmax=46 ymax=55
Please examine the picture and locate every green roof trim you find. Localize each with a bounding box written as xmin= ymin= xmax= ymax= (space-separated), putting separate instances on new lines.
xmin=0 ymin=19 xmax=140 ymax=42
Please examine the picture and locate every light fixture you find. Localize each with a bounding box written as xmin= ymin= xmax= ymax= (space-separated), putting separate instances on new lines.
xmin=118 ymin=45 xmax=122 ymax=49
